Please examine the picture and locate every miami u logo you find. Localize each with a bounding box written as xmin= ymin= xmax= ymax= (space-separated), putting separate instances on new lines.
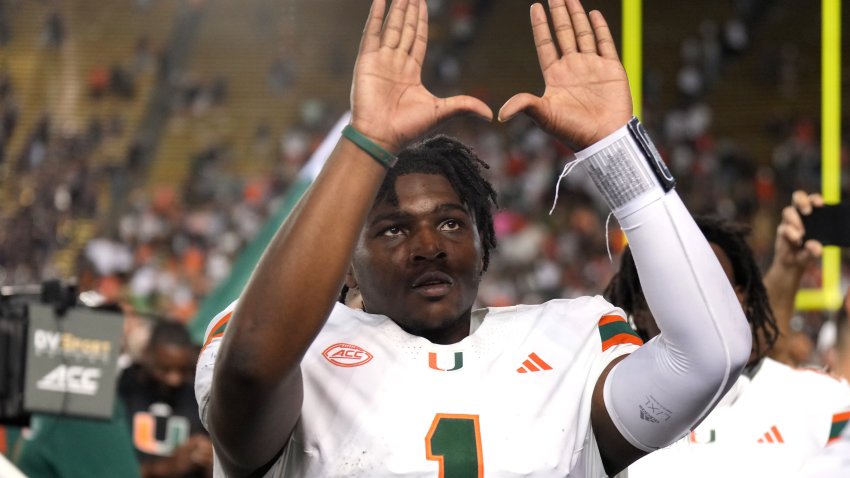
xmin=689 ymin=428 xmax=716 ymax=444
xmin=133 ymin=402 xmax=191 ymax=456
xmin=428 ymin=352 xmax=464 ymax=371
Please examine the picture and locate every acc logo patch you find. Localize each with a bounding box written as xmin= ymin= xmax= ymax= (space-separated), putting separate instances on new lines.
xmin=323 ymin=343 xmax=373 ymax=367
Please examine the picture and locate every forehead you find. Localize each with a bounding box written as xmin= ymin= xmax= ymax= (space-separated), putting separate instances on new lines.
xmin=373 ymin=173 xmax=465 ymax=215
xmin=150 ymin=343 xmax=193 ymax=367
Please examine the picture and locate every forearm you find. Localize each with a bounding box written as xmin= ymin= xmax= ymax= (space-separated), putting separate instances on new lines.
xmin=208 ymin=138 xmax=386 ymax=470
xmin=763 ymin=261 xmax=804 ymax=363
xmin=583 ymin=121 xmax=751 ymax=450
xmin=219 ymin=139 xmax=386 ymax=379
xmin=204 ymin=0 xmax=495 ymax=473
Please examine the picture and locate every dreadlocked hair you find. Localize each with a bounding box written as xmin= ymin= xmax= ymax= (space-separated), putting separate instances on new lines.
xmin=603 ymin=248 xmax=650 ymax=340
xmin=339 ymin=135 xmax=499 ymax=304
xmin=339 ymin=285 xmax=351 ymax=304
xmin=604 ymin=214 xmax=779 ymax=359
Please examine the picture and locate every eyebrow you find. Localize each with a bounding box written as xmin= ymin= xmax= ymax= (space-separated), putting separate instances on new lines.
xmin=368 ymin=202 xmax=470 ymax=227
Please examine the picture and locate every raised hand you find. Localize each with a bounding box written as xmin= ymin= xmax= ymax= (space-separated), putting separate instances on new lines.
xmin=350 ymin=0 xmax=492 ymax=152
xmin=499 ymin=0 xmax=633 ymax=150
xmin=773 ymin=190 xmax=825 ymax=270
xmin=763 ymin=190 xmax=825 ymax=366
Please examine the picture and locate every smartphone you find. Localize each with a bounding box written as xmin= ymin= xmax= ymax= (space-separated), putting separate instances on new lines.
xmin=801 ymin=203 xmax=850 ymax=247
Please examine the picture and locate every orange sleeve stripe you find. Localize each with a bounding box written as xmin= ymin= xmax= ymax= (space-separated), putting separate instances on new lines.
xmin=204 ymin=311 xmax=232 ymax=341
xmin=201 ymin=332 xmax=224 ymax=354
xmin=598 ymin=314 xmax=626 ymax=326
xmin=201 ymin=310 xmax=232 ymax=352
xmin=209 ymin=311 xmax=232 ymax=336
xmin=832 ymin=411 xmax=850 ymax=423
xmin=0 ymin=427 xmax=7 ymax=455
xmin=601 ymin=333 xmax=644 ymax=351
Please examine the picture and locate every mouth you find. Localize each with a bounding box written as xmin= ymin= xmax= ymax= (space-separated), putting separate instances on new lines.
xmin=411 ymin=271 xmax=454 ymax=298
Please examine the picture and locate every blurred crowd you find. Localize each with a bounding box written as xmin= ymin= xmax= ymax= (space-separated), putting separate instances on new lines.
xmin=0 ymin=0 xmax=848 ymax=476
xmin=0 ymin=0 xmax=847 ymax=360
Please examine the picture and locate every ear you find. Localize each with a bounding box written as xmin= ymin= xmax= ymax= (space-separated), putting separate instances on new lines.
xmin=345 ymin=266 xmax=358 ymax=289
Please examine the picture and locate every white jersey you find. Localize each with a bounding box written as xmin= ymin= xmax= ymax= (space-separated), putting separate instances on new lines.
xmin=627 ymin=357 xmax=850 ymax=478
xmin=196 ymin=297 xmax=642 ymax=477
xmin=799 ymin=415 xmax=850 ymax=478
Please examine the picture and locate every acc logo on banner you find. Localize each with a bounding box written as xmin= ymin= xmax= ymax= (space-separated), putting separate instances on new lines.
xmin=35 ymin=364 xmax=101 ymax=395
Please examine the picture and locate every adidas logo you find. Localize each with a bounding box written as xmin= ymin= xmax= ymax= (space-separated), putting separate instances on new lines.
xmin=640 ymin=409 xmax=659 ymax=423
xmin=756 ymin=425 xmax=784 ymax=444
xmin=516 ymin=353 xmax=552 ymax=373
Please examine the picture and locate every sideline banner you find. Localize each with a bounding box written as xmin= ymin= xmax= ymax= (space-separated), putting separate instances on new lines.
xmin=23 ymin=304 xmax=122 ymax=419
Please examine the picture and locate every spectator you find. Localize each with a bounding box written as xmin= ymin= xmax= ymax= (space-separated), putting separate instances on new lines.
xmin=119 ymin=322 xmax=212 ymax=478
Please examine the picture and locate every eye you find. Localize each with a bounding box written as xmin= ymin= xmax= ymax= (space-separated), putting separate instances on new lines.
xmin=382 ymin=226 xmax=405 ymax=237
xmin=440 ymin=219 xmax=462 ymax=231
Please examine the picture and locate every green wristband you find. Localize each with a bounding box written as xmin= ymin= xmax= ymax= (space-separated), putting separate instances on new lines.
xmin=342 ymin=125 xmax=397 ymax=169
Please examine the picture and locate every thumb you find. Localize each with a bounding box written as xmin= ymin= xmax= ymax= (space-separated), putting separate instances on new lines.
xmin=438 ymin=95 xmax=493 ymax=123
xmin=498 ymin=93 xmax=544 ymax=123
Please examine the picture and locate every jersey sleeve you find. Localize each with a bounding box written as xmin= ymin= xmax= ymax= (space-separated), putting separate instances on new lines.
xmin=829 ymin=410 xmax=850 ymax=444
xmin=800 ymin=413 xmax=850 ymax=478
xmin=549 ymin=296 xmax=643 ymax=390
xmin=816 ymin=374 xmax=850 ymax=446
xmin=570 ymin=298 xmax=642 ymax=477
xmin=588 ymin=305 xmax=644 ymax=401
xmin=597 ymin=312 xmax=644 ymax=352
xmin=194 ymin=301 xmax=237 ymax=429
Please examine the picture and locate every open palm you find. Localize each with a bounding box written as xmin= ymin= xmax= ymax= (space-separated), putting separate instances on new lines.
xmin=350 ymin=0 xmax=491 ymax=152
xmin=499 ymin=0 xmax=633 ymax=150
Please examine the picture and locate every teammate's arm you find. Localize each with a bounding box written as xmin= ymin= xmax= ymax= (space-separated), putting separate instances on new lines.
xmin=205 ymin=0 xmax=491 ymax=475
xmin=763 ymin=191 xmax=824 ymax=366
xmin=500 ymin=1 xmax=751 ymax=474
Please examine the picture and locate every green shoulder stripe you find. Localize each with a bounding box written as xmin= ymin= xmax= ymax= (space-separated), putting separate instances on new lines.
xmin=598 ymin=320 xmax=640 ymax=343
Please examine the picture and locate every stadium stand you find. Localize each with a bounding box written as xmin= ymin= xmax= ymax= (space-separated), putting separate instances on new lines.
xmin=0 ymin=0 xmax=845 ymax=347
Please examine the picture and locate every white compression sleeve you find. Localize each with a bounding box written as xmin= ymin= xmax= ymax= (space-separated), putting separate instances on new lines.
xmin=579 ymin=120 xmax=752 ymax=451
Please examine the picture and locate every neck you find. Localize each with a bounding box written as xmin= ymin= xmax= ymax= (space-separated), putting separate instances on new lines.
xmin=406 ymin=312 xmax=472 ymax=345
xmin=832 ymin=352 xmax=850 ymax=382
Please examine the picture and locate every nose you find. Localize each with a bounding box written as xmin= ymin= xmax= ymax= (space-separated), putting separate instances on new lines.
xmin=410 ymin=228 xmax=446 ymax=262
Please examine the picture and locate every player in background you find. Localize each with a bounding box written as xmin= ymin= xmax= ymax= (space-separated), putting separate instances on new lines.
xmin=823 ymin=294 xmax=850 ymax=381
xmin=195 ymin=0 xmax=751 ymax=476
xmin=606 ymin=197 xmax=850 ymax=478
xmin=799 ymin=292 xmax=850 ymax=477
